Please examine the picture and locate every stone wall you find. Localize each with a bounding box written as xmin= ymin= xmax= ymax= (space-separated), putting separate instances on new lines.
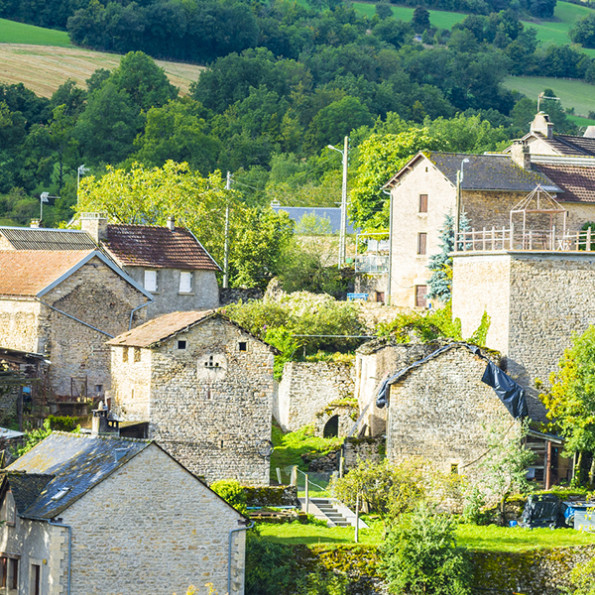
xmin=220 ymin=287 xmax=264 ymax=305
xmin=125 ymin=266 xmax=219 ymax=318
xmin=453 ymin=251 xmax=595 ymax=421
xmin=355 ymin=339 xmax=445 ymax=438
xmin=62 ymin=443 xmax=246 ymax=595
xmin=0 ymin=299 xmax=41 ymax=353
xmin=41 ymin=256 xmax=147 ymax=399
xmin=386 ymin=345 xmax=515 ymax=477
xmin=343 ymin=437 xmax=384 ymax=470
xmin=276 ymin=361 xmax=355 ymax=434
xmin=111 ymin=316 xmax=275 ymax=485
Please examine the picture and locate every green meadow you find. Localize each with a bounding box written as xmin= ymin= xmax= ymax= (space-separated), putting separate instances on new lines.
xmin=0 ymin=17 xmax=72 ymax=46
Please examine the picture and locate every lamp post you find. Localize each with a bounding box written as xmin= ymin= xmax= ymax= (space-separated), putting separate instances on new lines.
xmin=455 ymin=158 xmax=470 ymax=243
xmin=39 ymin=192 xmax=60 ymax=223
xmin=76 ymin=164 xmax=90 ymax=209
xmin=223 ymin=170 xmax=231 ymax=289
xmin=327 ymin=136 xmax=349 ymax=268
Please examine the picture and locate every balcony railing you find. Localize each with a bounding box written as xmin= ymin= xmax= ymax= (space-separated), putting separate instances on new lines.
xmin=454 ymin=226 xmax=595 ymax=253
xmin=355 ymin=253 xmax=389 ymax=274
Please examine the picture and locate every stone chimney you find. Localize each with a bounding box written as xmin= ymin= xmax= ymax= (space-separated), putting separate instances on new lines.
xmin=584 ymin=126 xmax=595 ymax=139
xmin=30 ymin=219 xmax=40 ymax=229
xmin=91 ymin=403 xmax=120 ymax=436
xmin=510 ymin=140 xmax=531 ymax=169
xmin=80 ymin=213 xmax=108 ymax=243
xmin=166 ymin=216 xmax=175 ymax=231
xmin=530 ymin=112 xmax=554 ymax=139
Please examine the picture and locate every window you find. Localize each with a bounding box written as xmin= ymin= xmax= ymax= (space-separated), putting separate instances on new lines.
xmin=415 ymin=285 xmax=427 ymax=308
xmin=95 ymin=384 xmax=103 ymax=395
xmin=122 ymin=347 xmax=128 ymax=363
xmin=419 ymin=194 xmax=428 ymax=213
xmin=417 ymin=232 xmax=427 ymax=255
xmin=133 ymin=347 xmax=141 ymax=363
xmin=1 ymin=557 xmax=6 ymax=588
xmin=177 ymin=340 xmax=187 ymax=350
xmin=9 ymin=558 xmax=17 ymax=590
xmin=204 ymin=355 xmax=220 ymax=368
xmin=179 ymin=271 xmax=193 ymax=293
xmin=238 ymin=342 xmax=247 ymax=352
xmin=450 ymin=463 xmax=459 ymax=474
xmin=30 ymin=564 xmax=40 ymax=595
xmin=144 ymin=270 xmax=158 ymax=292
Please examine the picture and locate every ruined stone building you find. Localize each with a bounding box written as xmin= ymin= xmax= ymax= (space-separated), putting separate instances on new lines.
xmin=0 ymin=250 xmax=150 ymax=403
xmin=0 ymin=432 xmax=247 ymax=594
xmin=275 ymin=361 xmax=355 ymax=437
xmin=384 ymin=112 xmax=595 ymax=309
xmin=80 ymin=214 xmax=221 ymax=317
xmin=107 ymin=310 xmax=276 ymax=485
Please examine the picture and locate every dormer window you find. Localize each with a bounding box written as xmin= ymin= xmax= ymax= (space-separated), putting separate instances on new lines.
xmin=179 ymin=271 xmax=193 ymax=294
xmin=144 ymin=270 xmax=158 ymax=292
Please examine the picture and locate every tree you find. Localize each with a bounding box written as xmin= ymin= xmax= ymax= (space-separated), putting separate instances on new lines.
xmin=571 ymin=14 xmax=595 ymax=49
xmin=412 ymin=6 xmax=431 ymax=34
xmin=381 ymin=504 xmax=472 ymax=595
xmin=540 ymin=326 xmax=595 ymax=486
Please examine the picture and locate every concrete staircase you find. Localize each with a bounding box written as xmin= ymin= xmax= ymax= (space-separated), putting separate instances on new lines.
xmin=299 ymin=497 xmax=368 ymax=529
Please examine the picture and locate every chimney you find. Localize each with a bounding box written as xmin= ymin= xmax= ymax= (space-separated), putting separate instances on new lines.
xmin=510 ymin=140 xmax=531 ymax=170
xmin=80 ymin=213 xmax=108 ymax=243
xmin=584 ymin=126 xmax=595 ymax=139
xmin=530 ymin=112 xmax=554 ymax=139
xmin=30 ymin=219 xmax=40 ymax=229
xmin=91 ymin=402 xmax=120 ymax=436
xmin=166 ymin=216 xmax=175 ymax=231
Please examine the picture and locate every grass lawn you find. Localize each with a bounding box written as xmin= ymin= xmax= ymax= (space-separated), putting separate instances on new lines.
xmin=0 ymin=18 xmax=72 ymax=46
xmin=502 ymin=75 xmax=595 ymax=117
xmin=259 ymin=519 xmax=595 ymax=551
xmin=353 ymin=2 xmax=466 ymax=28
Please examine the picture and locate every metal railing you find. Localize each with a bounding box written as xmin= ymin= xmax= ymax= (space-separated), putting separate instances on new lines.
xmin=455 ymin=226 xmax=595 ymax=253
xmin=354 ymin=253 xmax=389 ymax=274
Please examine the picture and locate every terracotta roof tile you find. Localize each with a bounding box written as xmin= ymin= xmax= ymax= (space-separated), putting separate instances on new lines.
xmin=107 ymin=310 xmax=216 ymax=347
xmin=532 ymin=163 xmax=595 ymax=203
xmin=0 ymin=250 xmax=94 ymax=297
xmin=103 ymin=225 xmax=220 ymax=271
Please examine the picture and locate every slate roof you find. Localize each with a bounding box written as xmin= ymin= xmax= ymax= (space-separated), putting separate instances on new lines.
xmin=270 ymin=206 xmax=358 ymax=234
xmin=6 ymin=433 xmax=150 ymax=519
xmin=0 ymin=250 xmax=94 ymax=297
xmin=533 ymin=132 xmax=595 ymax=157
xmin=102 ymin=225 xmax=220 ymax=271
xmin=427 ymin=153 xmax=560 ymax=193
xmin=0 ymin=227 xmax=97 ymax=251
xmin=532 ymin=163 xmax=595 ymax=203
xmin=107 ymin=310 xmax=216 ymax=347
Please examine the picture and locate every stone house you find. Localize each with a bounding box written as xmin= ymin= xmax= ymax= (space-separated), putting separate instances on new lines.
xmin=80 ymin=214 xmax=221 ymax=317
xmin=0 ymin=431 xmax=248 ymax=595
xmin=275 ymin=361 xmax=356 ymax=437
xmin=0 ymin=249 xmax=151 ymax=402
xmin=383 ymin=113 xmax=595 ymax=309
xmin=107 ymin=310 xmax=276 ymax=485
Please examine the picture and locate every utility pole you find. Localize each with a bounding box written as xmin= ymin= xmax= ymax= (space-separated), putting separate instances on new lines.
xmin=76 ymin=164 xmax=89 ymax=210
xmin=327 ymin=136 xmax=349 ymax=268
xmin=223 ymin=171 xmax=231 ymax=289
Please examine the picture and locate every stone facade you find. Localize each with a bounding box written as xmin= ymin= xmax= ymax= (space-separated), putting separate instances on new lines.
xmin=385 ymin=344 xmax=516 ymax=477
xmin=453 ymin=251 xmax=595 ymax=419
xmin=110 ymin=315 xmax=275 ymax=485
xmin=276 ymin=361 xmax=355 ymax=436
xmin=0 ymin=442 xmax=246 ymax=594
xmin=343 ymin=437 xmax=384 ymax=470
xmin=354 ymin=339 xmax=445 ymax=437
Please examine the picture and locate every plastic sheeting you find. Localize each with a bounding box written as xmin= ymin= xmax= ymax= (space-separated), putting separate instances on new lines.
xmin=481 ymin=361 xmax=528 ymax=419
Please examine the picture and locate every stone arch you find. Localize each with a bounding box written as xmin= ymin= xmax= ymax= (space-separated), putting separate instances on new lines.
xmin=323 ymin=414 xmax=339 ymax=438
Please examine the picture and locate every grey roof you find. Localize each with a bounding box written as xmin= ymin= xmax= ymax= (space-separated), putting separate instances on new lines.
xmin=271 ymin=206 xmax=358 ymax=234
xmin=0 ymin=227 xmax=97 ymax=250
xmin=6 ymin=433 xmax=150 ymax=519
xmin=532 ymin=132 xmax=595 ymax=157
xmin=428 ymin=153 xmax=560 ymax=193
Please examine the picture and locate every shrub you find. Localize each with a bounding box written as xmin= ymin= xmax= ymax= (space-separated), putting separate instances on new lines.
xmin=47 ymin=415 xmax=78 ymax=432
xmin=381 ymin=505 xmax=472 ymax=595
xmin=210 ymin=479 xmax=248 ymax=514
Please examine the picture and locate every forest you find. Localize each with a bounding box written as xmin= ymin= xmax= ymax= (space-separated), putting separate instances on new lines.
xmin=0 ymin=0 xmax=593 ymax=287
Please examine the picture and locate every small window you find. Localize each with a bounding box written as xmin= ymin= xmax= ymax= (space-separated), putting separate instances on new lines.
xmin=417 ymin=232 xmax=427 ymax=255
xmin=95 ymin=384 xmax=103 ymax=395
xmin=177 ymin=340 xmax=187 ymax=350
xmin=1 ymin=557 xmax=6 ymax=588
xmin=419 ymin=194 xmax=428 ymax=213
xmin=122 ymin=347 xmax=128 ymax=363
xmin=31 ymin=563 xmax=40 ymax=595
xmin=238 ymin=341 xmax=247 ymax=352
xmin=133 ymin=347 xmax=141 ymax=363
xmin=144 ymin=270 xmax=158 ymax=292
xmin=204 ymin=355 xmax=220 ymax=368
xmin=220 ymin=440 xmax=224 ymax=448
xmin=179 ymin=271 xmax=193 ymax=293
xmin=9 ymin=558 xmax=17 ymax=590
xmin=451 ymin=463 xmax=459 ymax=474
xmin=415 ymin=285 xmax=427 ymax=308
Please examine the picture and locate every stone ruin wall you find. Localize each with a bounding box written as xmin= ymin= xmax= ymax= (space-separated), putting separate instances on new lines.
xmin=276 ymin=361 xmax=355 ymax=435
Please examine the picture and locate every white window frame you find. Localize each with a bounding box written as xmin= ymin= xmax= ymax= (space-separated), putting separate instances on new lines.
xmin=144 ymin=270 xmax=158 ymax=292
xmin=179 ymin=271 xmax=193 ymax=294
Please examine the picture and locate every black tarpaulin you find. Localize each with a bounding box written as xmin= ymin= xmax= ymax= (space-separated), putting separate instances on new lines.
xmin=481 ymin=361 xmax=528 ymax=419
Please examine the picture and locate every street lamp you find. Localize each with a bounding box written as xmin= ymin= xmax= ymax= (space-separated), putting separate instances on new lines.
xmin=39 ymin=192 xmax=60 ymax=223
xmin=455 ymin=157 xmax=470 ymax=241
xmin=327 ymin=136 xmax=349 ymax=268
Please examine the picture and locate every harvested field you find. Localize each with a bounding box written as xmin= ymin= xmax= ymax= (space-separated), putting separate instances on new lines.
xmin=0 ymin=43 xmax=204 ymax=97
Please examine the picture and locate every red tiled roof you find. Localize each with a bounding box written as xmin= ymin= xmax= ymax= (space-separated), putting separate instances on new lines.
xmin=107 ymin=310 xmax=216 ymax=347
xmin=0 ymin=250 xmax=94 ymax=296
xmin=532 ymin=163 xmax=595 ymax=203
xmin=102 ymin=225 xmax=220 ymax=271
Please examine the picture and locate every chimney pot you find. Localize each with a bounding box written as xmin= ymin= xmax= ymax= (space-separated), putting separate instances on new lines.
xmin=80 ymin=213 xmax=108 ymax=243
xmin=167 ymin=216 xmax=175 ymax=231
xmin=30 ymin=219 xmax=40 ymax=229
